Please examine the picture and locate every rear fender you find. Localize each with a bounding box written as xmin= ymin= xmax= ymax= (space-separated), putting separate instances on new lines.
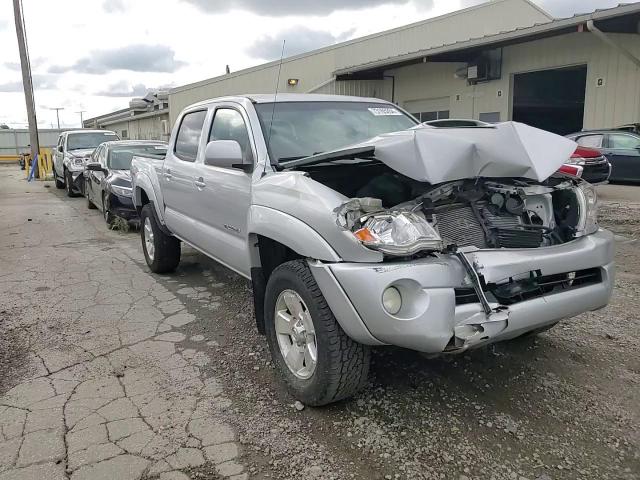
xmin=132 ymin=173 xmax=166 ymax=226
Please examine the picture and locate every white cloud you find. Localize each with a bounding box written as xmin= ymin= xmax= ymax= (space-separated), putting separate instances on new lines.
xmin=1 ymin=0 xmax=638 ymax=128
xmin=103 ymin=0 xmax=126 ymax=14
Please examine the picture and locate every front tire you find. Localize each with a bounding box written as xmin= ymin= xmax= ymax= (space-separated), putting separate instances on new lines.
xmin=86 ymin=180 xmax=96 ymax=209
xmin=140 ymin=203 xmax=180 ymax=273
xmin=55 ymin=169 xmax=65 ymax=189
xmin=65 ymin=170 xmax=76 ymax=197
xmin=264 ymin=260 xmax=370 ymax=406
xmin=102 ymin=193 xmax=114 ymax=225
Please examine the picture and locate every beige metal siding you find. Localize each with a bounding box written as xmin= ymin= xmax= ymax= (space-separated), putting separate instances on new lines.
xmin=390 ymin=31 xmax=640 ymax=130
xmin=169 ymin=0 xmax=549 ymax=123
xmin=101 ymin=113 xmax=170 ymax=141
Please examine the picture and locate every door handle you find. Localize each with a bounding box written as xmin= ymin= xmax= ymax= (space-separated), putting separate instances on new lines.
xmin=164 ymin=169 xmax=172 ymax=180
xmin=194 ymin=177 xmax=206 ymax=189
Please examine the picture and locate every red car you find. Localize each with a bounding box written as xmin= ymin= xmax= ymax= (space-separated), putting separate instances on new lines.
xmin=559 ymin=146 xmax=611 ymax=184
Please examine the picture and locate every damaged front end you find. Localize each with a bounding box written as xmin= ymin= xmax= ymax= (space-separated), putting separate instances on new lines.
xmin=279 ymin=122 xmax=613 ymax=354
xmin=338 ymin=176 xmax=599 ymax=255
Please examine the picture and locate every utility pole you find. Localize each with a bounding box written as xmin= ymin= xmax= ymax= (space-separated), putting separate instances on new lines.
xmin=50 ymin=107 xmax=64 ymax=129
xmin=12 ymin=0 xmax=39 ymax=162
xmin=76 ymin=110 xmax=86 ymax=128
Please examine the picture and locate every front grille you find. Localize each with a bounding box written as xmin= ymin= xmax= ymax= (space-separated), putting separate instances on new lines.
xmin=454 ymin=268 xmax=602 ymax=306
xmin=488 ymin=268 xmax=602 ymax=305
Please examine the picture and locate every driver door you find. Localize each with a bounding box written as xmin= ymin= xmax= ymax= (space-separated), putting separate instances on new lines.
xmin=87 ymin=146 xmax=106 ymax=205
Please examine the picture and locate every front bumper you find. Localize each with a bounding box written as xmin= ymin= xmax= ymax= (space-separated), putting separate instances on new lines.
xmin=309 ymin=229 xmax=615 ymax=353
xmin=108 ymin=192 xmax=138 ymax=222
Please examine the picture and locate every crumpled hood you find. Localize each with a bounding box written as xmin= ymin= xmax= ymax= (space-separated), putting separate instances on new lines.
xmin=328 ymin=122 xmax=577 ymax=184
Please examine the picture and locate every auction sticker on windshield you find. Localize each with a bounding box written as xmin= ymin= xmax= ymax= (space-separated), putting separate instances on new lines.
xmin=368 ymin=107 xmax=403 ymax=116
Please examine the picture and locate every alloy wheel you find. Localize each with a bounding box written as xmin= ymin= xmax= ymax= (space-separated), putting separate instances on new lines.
xmin=274 ymin=289 xmax=317 ymax=379
xmin=143 ymin=217 xmax=155 ymax=262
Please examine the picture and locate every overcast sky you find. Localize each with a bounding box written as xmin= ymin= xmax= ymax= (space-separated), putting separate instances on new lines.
xmin=0 ymin=0 xmax=636 ymax=128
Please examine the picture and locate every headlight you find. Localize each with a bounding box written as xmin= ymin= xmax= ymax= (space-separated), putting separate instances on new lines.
xmin=111 ymin=185 xmax=132 ymax=197
xmin=574 ymin=182 xmax=598 ymax=236
xmin=73 ymin=157 xmax=84 ymax=166
xmin=353 ymin=211 xmax=443 ymax=256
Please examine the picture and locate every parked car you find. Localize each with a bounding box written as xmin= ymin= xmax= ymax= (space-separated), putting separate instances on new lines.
xmin=53 ymin=129 xmax=119 ymax=196
xmin=567 ymin=130 xmax=640 ymax=183
xmin=563 ymin=146 xmax=611 ymax=184
xmin=131 ymin=94 xmax=614 ymax=406
xmin=85 ymin=140 xmax=167 ymax=226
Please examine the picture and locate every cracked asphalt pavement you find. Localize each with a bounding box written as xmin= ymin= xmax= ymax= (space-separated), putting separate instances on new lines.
xmin=0 ymin=165 xmax=638 ymax=480
xmin=0 ymin=167 xmax=244 ymax=480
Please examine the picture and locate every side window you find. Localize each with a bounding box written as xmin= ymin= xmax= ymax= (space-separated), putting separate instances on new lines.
xmin=575 ymin=134 xmax=604 ymax=148
xmin=99 ymin=147 xmax=108 ymax=166
xmin=208 ymin=108 xmax=253 ymax=162
xmin=174 ymin=110 xmax=207 ymax=162
xmin=608 ymin=134 xmax=640 ymax=150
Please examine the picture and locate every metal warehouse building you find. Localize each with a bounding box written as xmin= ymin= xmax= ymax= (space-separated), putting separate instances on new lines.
xmin=95 ymin=0 xmax=640 ymax=137
xmin=84 ymin=90 xmax=170 ymax=141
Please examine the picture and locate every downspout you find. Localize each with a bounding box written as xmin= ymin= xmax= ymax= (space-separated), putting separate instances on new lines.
xmin=383 ymin=75 xmax=396 ymax=104
xmin=586 ymin=20 xmax=640 ymax=69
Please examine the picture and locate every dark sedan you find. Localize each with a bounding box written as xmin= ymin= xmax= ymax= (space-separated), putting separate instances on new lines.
xmin=567 ymin=130 xmax=640 ymax=183
xmin=84 ymin=141 xmax=167 ymax=226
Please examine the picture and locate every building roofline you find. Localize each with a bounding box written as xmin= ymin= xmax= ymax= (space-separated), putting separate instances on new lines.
xmin=170 ymin=0 xmax=548 ymax=95
xmin=334 ymin=2 xmax=640 ymax=75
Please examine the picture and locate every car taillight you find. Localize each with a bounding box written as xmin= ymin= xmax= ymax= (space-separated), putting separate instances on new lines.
xmin=559 ymin=164 xmax=584 ymax=177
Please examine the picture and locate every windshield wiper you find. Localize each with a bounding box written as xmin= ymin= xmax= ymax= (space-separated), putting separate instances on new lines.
xmin=279 ymin=146 xmax=376 ymax=169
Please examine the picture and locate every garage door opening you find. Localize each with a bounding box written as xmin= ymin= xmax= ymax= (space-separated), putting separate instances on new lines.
xmin=512 ymin=65 xmax=587 ymax=135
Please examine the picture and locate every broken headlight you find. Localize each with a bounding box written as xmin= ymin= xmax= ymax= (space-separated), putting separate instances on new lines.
xmin=574 ymin=182 xmax=598 ymax=236
xmin=353 ymin=211 xmax=443 ymax=256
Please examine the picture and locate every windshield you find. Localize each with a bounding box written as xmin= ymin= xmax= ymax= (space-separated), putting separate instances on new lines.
xmin=108 ymin=145 xmax=167 ymax=170
xmin=67 ymin=132 xmax=119 ymax=150
xmin=255 ymin=102 xmax=417 ymax=162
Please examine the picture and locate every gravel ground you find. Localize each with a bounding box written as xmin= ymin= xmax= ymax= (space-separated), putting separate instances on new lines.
xmin=1 ymin=166 xmax=638 ymax=480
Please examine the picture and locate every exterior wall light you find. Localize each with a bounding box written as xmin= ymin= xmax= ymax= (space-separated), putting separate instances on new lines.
xmin=287 ymin=78 xmax=299 ymax=86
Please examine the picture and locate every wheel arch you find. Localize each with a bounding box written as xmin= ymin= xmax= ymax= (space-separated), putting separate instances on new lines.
xmin=247 ymin=206 xmax=341 ymax=335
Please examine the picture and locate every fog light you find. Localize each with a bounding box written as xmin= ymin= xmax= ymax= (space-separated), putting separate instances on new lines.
xmin=382 ymin=287 xmax=402 ymax=315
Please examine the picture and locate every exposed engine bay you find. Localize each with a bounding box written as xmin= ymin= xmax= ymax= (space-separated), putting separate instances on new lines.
xmin=302 ymin=162 xmax=597 ymax=256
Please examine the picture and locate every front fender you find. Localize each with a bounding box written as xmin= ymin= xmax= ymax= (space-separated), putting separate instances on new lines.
xmin=132 ymin=173 xmax=166 ymax=226
xmin=248 ymin=205 xmax=341 ymax=262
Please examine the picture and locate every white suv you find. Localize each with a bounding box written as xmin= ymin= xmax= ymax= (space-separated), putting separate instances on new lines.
xmin=53 ymin=130 xmax=119 ymax=196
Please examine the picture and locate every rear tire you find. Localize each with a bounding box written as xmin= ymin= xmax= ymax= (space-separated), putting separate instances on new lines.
xmin=264 ymin=260 xmax=370 ymax=406
xmin=140 ymin=203 xmax=180 ymax=273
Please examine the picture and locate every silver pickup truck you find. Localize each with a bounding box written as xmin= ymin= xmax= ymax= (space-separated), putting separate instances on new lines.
xmin=131 ymin=94 xmax=614 ymax=406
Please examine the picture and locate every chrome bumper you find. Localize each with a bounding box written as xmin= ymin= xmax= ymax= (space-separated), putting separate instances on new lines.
xmin=309 ymin=229 xmax=615 ymax=353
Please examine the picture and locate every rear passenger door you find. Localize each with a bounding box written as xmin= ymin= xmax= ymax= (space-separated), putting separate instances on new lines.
xmin=162 ymin=109 xmax=208 ymax=243
xmin=603 ymin=133 xmax=640 ymax=182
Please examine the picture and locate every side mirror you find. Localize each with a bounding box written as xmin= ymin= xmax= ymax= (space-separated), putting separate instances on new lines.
xmin=86 ymin=163 xmax=105 ymax=172
xmin=204 ymin=140 xmax=253 ymax=172
xmin=57 ymin=146 xmax=63 ymax=153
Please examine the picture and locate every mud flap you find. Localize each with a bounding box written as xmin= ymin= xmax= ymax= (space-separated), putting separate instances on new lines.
xmin=251 ymin=267 xmax=266 ymax=335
